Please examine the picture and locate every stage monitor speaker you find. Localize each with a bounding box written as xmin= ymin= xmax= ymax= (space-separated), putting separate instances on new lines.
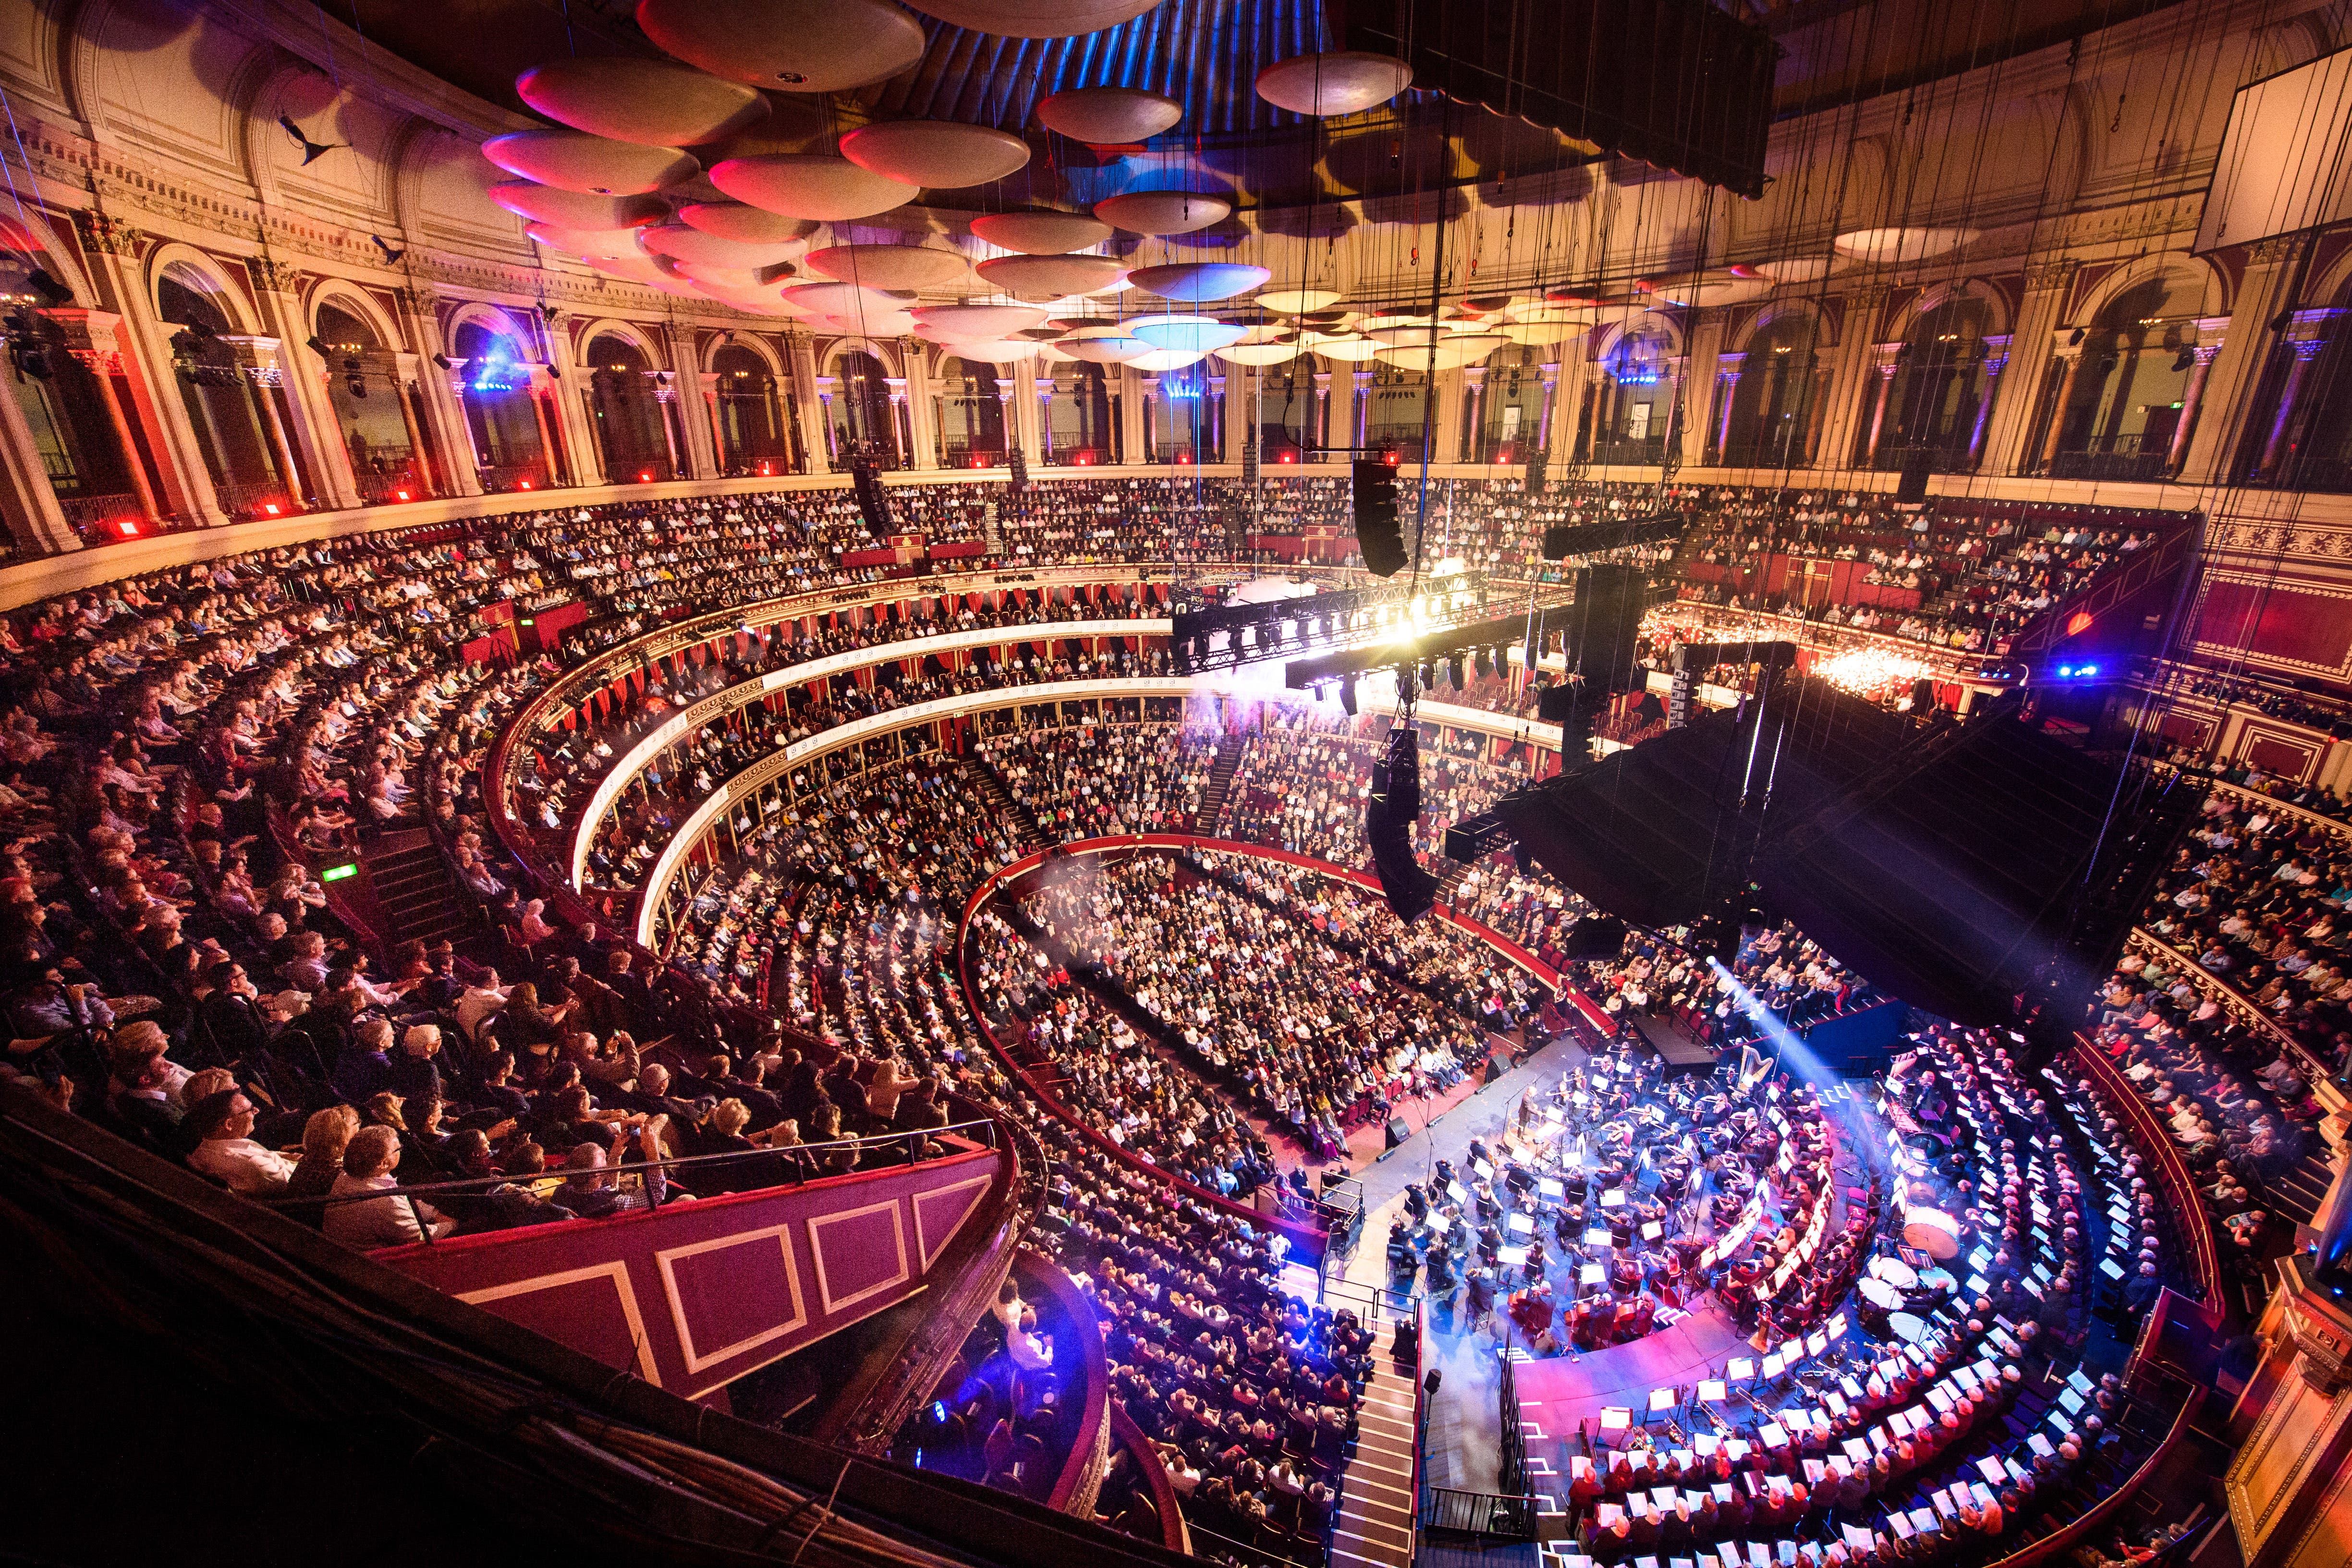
xmin=1896 ymin=453 xmax=1932 ymax=504
xmin=850 ymin=457 xmax=894 ymax=541
xmin=1558 ymin=914 xmax=1629 ymax=960
xmin=1571 ymin=562 xmax=1648 ymax=694
xmin=1367 ymin=725 xmax=1440 ymax=921
xmin=1386 ymin=1115 xmax=1412 ymax=1149
xmin=1483 ymin=1054 xmax=1508 ymax=1084
xmin=1353 ymin=458 xmax=1407 ymax=577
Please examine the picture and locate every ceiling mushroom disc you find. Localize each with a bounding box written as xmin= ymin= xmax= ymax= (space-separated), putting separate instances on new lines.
xmin=1129 ymin=348 xmax=1207 ymax=371
xmin=636 ymin=0 xmax=928 ymax=93
xmin=1310 ymin=336 xmax=1383 ymax=361
xmin=708 ymin=154 xmax=917 ymax=220
xmin=1257 ymin=288 xmax=1344 ymax=314
xmin=975 ymin=254 xmax=1127 ymax=297
xmin=1094 ymin=190 xmax=1233 ymax=235
xmin=1128 ymin=262 xmax=1273 ymax=302
xmin=911 ymin=303 xmax=1052 ymax=340
xmin=1831 ymin=227 xmax=1981 ymax=264
xmin=839 ymin=121 xmax=1031 ymax=189
xmin=490 ymin=182 xmax=670 ymax=232
xmin=806 ymin=244 xmax=971 ymax=289
xmin=484 ymin=131 xmax=697 ymax=196
xmin=640 ymin=223 xmax=808 ymax=270
xmin=1255 ymin=51 xmax=1415 ymax=118
xmin=515 ymin=58 xmax=769 ymax=147
xmin=948 ymin=338 xmax=1047 ymax=364
xmin=781 ymin=282 xmax=913 ymax=318
xmin=1036 ymin=85 xmax=1184 ymax=143
xmin=903 ymin=0 xmax=1166 ymax=39
xmin=525 ymin=223 xmax=642 ymax=259
xmin=1057 ymin=335 xmax=1152 ymax=363
xmin=1129 ymin=315 xmax=1246 ymax=352
xmin=969 ymin=210 xmax=1114 ymax=255
xmin=676 ymin=203 xmax=821 ymax=244
xmin=1216 ymin=343 xmax=1305 ymax=366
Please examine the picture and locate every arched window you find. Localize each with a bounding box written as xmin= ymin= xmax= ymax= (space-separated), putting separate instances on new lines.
xmin=1258 ymin=363 xmax=1314 ymax=463
xmin=455 ymin=320 xmax=551 ymax=491
xmin=832 ymin=351 xmax=897 ymax=467
xmin=585 ymin=332 xmax=673 ymax=482
xmin=935 ymin=358 xmax=1006 ymax=467
xmin=2048 ymin=277 xmax=2194 ymax=481
xmin=1719 ymin=313 xmax=1825 ymax=469
xmin=1477 ymin=348 xmax=1548 ymax=464
xmin=159 ymin=272 xmax=303 ymax=517
xmin=1871 ymin=294 xmax=1996 ymax=472
xmin=2255 ymin=286 xmax=2352 ymax=491
xmin=1151 ymin=361 xmax=1214 ymax=462
xmin=1043 ymin=362 xmax=1112 ymax=465
xmin=0 ymin=255 xmax=149 ymax=541
xmin=316 ymin=302 xmax=426 ymax=503
xmin=1363 ymin=364 xmax=1431 ymax=461
xmin=1591 ymin=327 xmax=1675 ymax=464
xmin=711 ymin=343 xmax=793 ymax=475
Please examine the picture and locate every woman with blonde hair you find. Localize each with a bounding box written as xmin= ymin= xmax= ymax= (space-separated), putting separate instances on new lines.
xmin=289 ymin=1104 xmax=360 ymax=1201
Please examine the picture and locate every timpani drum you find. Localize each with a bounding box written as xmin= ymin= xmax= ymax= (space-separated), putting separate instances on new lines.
xmin=1901 ymin=1206 xmax=1962 ymax=1261
xmin=1857 ymin=1277 xmax=1904 ymax=1326
xmin=1868 ymin=1255 xmax=1919 ymax=1289
xmin=1887 ymin=1312 xmax=1927 ymax=1345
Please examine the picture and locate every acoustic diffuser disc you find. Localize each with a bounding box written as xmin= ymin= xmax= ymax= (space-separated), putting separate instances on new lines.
xmin=515 ymin=58 xmax=768 ymax=146
xmin=637 ymin=0 xmax=928 ymax=93
xmin=484 ymin=131 xmax=697 ymax=195
xmin=709 ymin=154 xmax=916 ymax=220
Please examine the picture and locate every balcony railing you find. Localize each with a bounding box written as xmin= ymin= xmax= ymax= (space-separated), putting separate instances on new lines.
xmin=1715 ymin=439 xmax=1814 ymax=469
xmin=212 ymin=476 xmax=298 ymax=519
xmin=1872 ymin=443 xmax=1977 ymax=474
xmin=2049 ymin=433 xmax=2167 ymax=483
xmin=476 ymin=461 xmax=554 ymax=493
xmin=57 ymin=491 xmax=168 ymax=545
xmin=1588 ymin=438 xmax=1667 ymax=466
xmin=352 ymin=466 xmax=430 ymax=506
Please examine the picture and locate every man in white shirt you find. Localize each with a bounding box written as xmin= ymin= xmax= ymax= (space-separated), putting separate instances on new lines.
xmin=456 ymin=968 xmax=512 ymax=1043
xmin=324 ymin=1126 xmax=455 ymax=1247
xmin=184 ymin=1089 xmax=296 ymax=1195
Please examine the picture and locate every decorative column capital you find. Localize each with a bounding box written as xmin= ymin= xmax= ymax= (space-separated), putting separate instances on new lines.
xmin=247 ymin=255 xmax=296 ymax=294
xmin=2286 ymin=306 xmax=2342 ymax=348
xmin=75 ymin=210 xmax=144 ymax=257
xmin=1872 ymin=341 xmax=1906 ymax=374
xmin=37 ymin=306 xmax=126 ymax=373
xmin=886 ymin=377 xmax=909 ymax=403
xmin=1461 ymin=365 xmax=1488 ymax=388
xmin=1715 ymin=351 xmax=1746 ymax=379
xmin=1351 ymin=370 xmax=1374 ymax=389
xmin=2049 ymin=328 xmax=2087 ymax=360
xmin=2023 ymin=256 xmax=2079 ymax=292
xmin=1312 ymin=371 xmax=1331 ymax=393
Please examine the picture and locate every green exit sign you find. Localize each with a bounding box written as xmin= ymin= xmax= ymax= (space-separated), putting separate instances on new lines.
xmin=322 ymin=863 xmax=359 ymax=883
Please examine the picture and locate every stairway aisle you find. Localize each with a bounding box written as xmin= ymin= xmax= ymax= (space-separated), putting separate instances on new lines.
xmin=365 ymin=830 xmax=473 ymax=947
xmin=2269 ymin=1146 xmax=2341 ymax=1228
xmin=964 ymin=759 xmax=1050 ymax=853
xmin=1193 ymin=734 xmax=1248 ymax=835
xmin=1330 ymin=1358 xmax=1420 ymax=1568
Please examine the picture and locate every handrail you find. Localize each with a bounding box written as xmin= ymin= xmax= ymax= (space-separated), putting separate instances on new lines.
xmin=1107 ymin=1405 xmax=1192 ymax=1556
xmin=2122 ymin=926 xmax=2339 ymax=1095
xmin=1010 ymin=1249 xmax=1113 ymax=1517
xmin=1979 ymin=1371 xmax=2204 ymax=1568
xmin=2069 ymin=1040 xmax=2221 ymax=1312
xmin=2151 ymin=761 xmax=2352 ymax=841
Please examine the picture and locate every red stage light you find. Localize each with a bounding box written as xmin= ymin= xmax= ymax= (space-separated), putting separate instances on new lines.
xmin=395 ymin=489 xmax=411 ymax=501
xmin=639 ymin=470 xmax=654 ymax=482
xmin=116 ymin=521 xmax=139 ymax=538
xmin=519 ymin=479 xmax=533 ymax=489
xmin=263 ymin=502 xmax=281 ymax=515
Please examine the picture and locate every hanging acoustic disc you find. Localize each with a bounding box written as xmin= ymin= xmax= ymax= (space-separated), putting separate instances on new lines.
xmin=1128 ymin=348 xmax=1206 ymax=371
xmin=1127 ymin=262 xmax=1272 ymax=302
xmin=516 ymin=58 xmax=768 ymax=147
xmin=839 ymin=121 xmax=1031 ymax=189
xmin=1216 ymin=342 xmax=1304 ymax=366
xmin=975 ymin=254 xmax=1127 ymax=296
xmin=640 ymin=223 xmax=806 ymax=270
xmin=903 ymin=0 xmax=1165 ymax=40
xmin=1129 ymin=316 xmax=1245 ymax=353
xmin=676 ymin=203 xmax=821 ymax=244
xmin=970 ymin=209 xmax=1114 ymax=254
xmin=1094 ymin=190 xmax=1231 ymax=235
xmin=484 ymin=131 xmax=697 ymax=195
xmin=637 ymin=0 xmax=928 ymax=93
xmin=911 ymin=302 xmax=1051 ymax=340
xmin=524 ymin=222 xmax=643 ymax=259
xmin=490 ymin=181 xmax=670 ymax=231
xmin=1257 ymin=288 xmax=1344 ymax=314
xmin=806 ymin=244 xmax=972 ymax=289
xmin=709 ymin=154 xmax=917 ymax=220
xmin=1036 ymin=85 xmax=1183 ymax=144
xmin=1255 ymin=51 xmax=1414 ymax=118
xmin=1057 ymin=335 xmax=1152 ymax=363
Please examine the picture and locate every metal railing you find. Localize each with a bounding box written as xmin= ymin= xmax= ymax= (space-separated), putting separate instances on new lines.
xmin=2050 ymin=434 xmax=2168 ymax=483
xmin=477 ymin=461 xmax=555 ymax=492
xmin=262 ymin=1118 xmax=1002 ymax=1245
xmin=1872 ymin=443 xmax=1977 ymax=474
xmin=1421 ymin=1484 xmax=1542 ymax=1541
xmin=212 ymin=475 xmax=298 ymax=518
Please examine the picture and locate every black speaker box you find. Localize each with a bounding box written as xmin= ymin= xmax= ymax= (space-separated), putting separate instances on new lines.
xmin=1896 ymin=453 xmax=1932 ymax=504
xmin=1386 ymin=1115 xmax=1412 ymax=1149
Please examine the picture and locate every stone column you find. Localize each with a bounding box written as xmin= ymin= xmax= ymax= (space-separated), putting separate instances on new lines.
xmin=1139 ymin=376 xmax=1160 ymax=462
xmin=660 ymin=326 xmax=715 ymax=479
xmin=1352 ymin=370 xmax=1373 ymax=448
xmin=700 ymin=371 xmax=729 ymax=472
xmin=2168 ymin=317 xmax=2229 ymax=474
xmin=2038 ymin=334 xmax=2091 ymax=472
xmin=219 ymin=335 xmax=306 ymax=508
xmin=39 ymin=306 xmax=160 ymax=525
xmin=817 ymin=377 xmax=841 ymax=464
xmin=1979 ymin=260 xmax=2077 ymax=476
xmin=902 ymin=340 xmax=937 ymax=469
xmin=76 ymin=212 xmax=223 ymax=525
xmin=1536 ymin=362 xmax=1560 ymax=456
xmin=0 ymin=354 xmax=82 ymax=552
xmin=1312 ymin=371 xmax=1333 ymax=459
xmin=1036 ymin=375 xmax=1057 ymax=462
xmin=388 ymin=351 xmax=434 ymax=497
xmin=540 ymin=310 xmax=603 ymax=486
xmin=886 ymin=377 xmax=913 ymax=469
xmin=2222 ymin=1256 xmax=2352 ymax=1568
xmin=1209 ymin=371 xmax=1232 ymax=463
xmin=2181 ymin=241 xmax=2302 ymax=484
xmin=395 ymin=286 xmax=479 ymax=496
xmin=1659 ymin=355 xmax=1688 ymax=465
xmin=786 ymin=331 xmax=829 ymax=475
xmin=1863 ymin=343 xmax=1904 ymax=466
xmin=1459 ymin=366 xmax=1488 ymax=462
xmin=1966 ymin=335 xmax=2010 ymax=467
xmin=1711 ymin=351 xmax=1745 ymax=460
xmin=249 ymin=256 xmax=359 ymax=509
xmin=2259 ymin=310 xmax=2340 ymax=475
xmin=1680 ymin=315 xmax=1725 ymax=469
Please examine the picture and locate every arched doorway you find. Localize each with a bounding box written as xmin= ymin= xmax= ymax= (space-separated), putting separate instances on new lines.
xmin=1477 ymin=348 xmax=1548 ymax=464
xmin=0 ymin=255 xmax=156 ymax=543
xmin=1044 ymin=362 xmax=1112 ymax=465
xmin=1719 ymin=313 xmax=1825 ymax=469
xmin=832 ymin=351 xmax=897 ymax=467
xmin=1150 ymin=361 xmax=1214 ymax=463
xmin=1363 ymin=364 xmax=1430 ymax=462
xmin=2046 ymin=277 xmax=2194 ymax=481
xmin=585 ymin=332 xmax=674 ymax=482
xmin=935 ymin=357 xmax=1006 ymax=468
xmin=1590 ymin=326 xmax=1677 ymax=464
xmin=1871 ymin=293 xmax=1996 ymax=473
xmin=710 ymin=342 xmax=794 ymax=475
xmin=454 ymin=320 xmax=553 ymax=492
xmin=1258 ymin=363 xmax=1313 ymax=464
xmin=158 ymin=271 xmax=305 ymax=518
xmin=315 ymin=302 xmax=428 ymax=503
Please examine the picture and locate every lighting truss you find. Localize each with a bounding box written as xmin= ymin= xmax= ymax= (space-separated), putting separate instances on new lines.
xmin=1171 ymin=573 xmax=1493 ymax=676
